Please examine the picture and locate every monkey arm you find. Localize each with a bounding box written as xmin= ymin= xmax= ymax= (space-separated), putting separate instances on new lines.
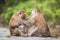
xmin=18 ymin=25 xmax=28 ymax=37
xmin=28 ymin=26 xmax=38 ymax=36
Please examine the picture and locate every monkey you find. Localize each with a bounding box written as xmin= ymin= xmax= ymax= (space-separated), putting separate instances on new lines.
xmin=9 ymin=9 xmax=28 ymax=36
xmin=27 ymin=8 xmax=51 ymax=37
xmin=9 ymin=8 xmax=51 ymax=37
xmin=9 ymin=10 xmax=26 ymax=27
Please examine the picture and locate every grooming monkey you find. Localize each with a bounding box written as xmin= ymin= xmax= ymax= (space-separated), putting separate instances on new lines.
xmin=27 ymin=8 xmax=51 ymax=37
xmin=9 ymin=10 xmax=28 ymax=36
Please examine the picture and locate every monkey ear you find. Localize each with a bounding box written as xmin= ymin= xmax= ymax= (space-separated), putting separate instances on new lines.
xmin=15 ymin=9 xmax=26 ymax=14
xmin=19 ymin=12 xmax=22 ymax=14
xmin=35 ymin=8 xmax=42 ymax=14
xmin=20 ymin=10 xmax=26 ymax=14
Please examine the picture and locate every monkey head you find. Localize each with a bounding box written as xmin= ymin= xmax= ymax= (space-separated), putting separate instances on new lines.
xmin=19 ymin=10 xmax=26 ymax=19
xmin=9 ymin=9 xmax=26 ymax=27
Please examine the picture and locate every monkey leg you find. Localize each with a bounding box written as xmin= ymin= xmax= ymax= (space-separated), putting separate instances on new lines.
xmin=28 ymin=26 xmax=38 ymax=37
xmin=10 ymin=28 xmax=20 ymax=36
xmin=18 ymin=25 xmax=28 ymax=37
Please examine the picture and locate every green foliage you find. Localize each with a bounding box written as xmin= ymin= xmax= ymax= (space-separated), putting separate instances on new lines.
xmin=0 ymin=0 xmax=60 ymax=26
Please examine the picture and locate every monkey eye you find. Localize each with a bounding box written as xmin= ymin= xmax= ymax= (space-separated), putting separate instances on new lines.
xmin=19 ymin=13 xmax=22 ymax=14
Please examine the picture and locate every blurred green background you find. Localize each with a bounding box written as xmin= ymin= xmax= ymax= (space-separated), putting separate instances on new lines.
xmin=0 ymin=0 xmax=60 ymax=27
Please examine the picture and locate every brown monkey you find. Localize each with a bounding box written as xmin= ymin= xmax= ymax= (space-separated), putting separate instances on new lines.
xmin=9 ymin=10 xmax=28 ymax=36
xmin=9 ymin=10 xmax=26 ymax=27
xmin=27 ymin=8 xmax=51 ymax=37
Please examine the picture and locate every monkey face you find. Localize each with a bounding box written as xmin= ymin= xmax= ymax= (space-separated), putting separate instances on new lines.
xmin=30 ymin=8 xmax=41 ymax=17
xmin=30 ymin=8 xmax=41 ymax=19
xmin=19 ymin=10 xmax=26 ymax=19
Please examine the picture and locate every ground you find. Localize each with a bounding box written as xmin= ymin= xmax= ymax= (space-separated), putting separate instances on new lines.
xmin=0 ymin=27 xmax=59 ymax=40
